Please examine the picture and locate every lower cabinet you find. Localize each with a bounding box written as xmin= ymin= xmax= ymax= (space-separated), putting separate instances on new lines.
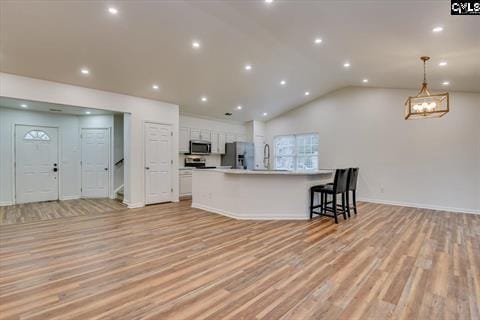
xmin=179 ymin=170 xmax=192 ymax=198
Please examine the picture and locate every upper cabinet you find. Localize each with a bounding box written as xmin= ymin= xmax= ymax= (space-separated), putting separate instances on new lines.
xmin=210 ymin=131 xmax=219 ymax=154
xmin=200 ymin=129 xmax=211 ymax=142
xmin=210 ymin=131 xmax=226 ymax=154
xmin=218 ymin=133 xmax=226 ymax=154
xmin=179 ymin=127 xmax=190 ymax=153
xmin=236 ymin=134 xmax=248 ymax=142
xmin=226 ymin=133 xmax=236 ymax=143
xmin=178 ymin=116 xmax=249 ymax=154
xmin=190 ymin=128 xmax=211 ymax=141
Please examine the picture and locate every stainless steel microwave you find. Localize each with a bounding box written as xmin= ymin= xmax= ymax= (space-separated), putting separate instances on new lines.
xmin=189 ymin=140 xmax=211 ymax=155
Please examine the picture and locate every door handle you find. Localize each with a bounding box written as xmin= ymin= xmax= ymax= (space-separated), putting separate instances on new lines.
xmin=145 ymin=167 xmax=150 ymax=170
xmin=104 ymin=168 xmax=108 ymax=171
xmin=53 ymin=168 xmax=58 ymax=172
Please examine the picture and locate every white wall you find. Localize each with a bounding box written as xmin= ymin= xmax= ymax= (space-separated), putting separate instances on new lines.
xmin=0 ymin=108 xmax=121 ymax=204
xmin=0 ymin=73 xmax=179 ymax=208
xmin=179 ymin=114 xmax=247 ymax=167
xmin=0 ymin=107 xmax=81 ymax=204
xmin=266 ymin=87 xmax=480 ymax=213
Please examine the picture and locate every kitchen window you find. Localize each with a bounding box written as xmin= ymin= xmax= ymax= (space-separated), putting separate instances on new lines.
xmin=274 ymin=133 xmax=319 ymax=170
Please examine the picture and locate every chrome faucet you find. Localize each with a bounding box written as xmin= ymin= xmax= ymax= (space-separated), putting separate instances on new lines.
xmin=263 ymin=143 xmax=270 ymax=169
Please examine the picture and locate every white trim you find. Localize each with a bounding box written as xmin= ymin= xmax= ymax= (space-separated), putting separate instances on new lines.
xmin=359 ymin=197 xmax=479 ymax=215
xmin=0 ymin=201 xmax=14 ymax=207
xmin=191 ymin=203 xmax=309 ymax=220
xmin=60 ymin=195 xmax=81 ymax=201
xmin=123 ymin=201 xmax=144 ymax=209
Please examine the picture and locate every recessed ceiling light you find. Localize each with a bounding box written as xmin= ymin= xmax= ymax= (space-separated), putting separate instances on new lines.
xmin=314 ymin=38 xmax=322 ymax=44
xmin=362 ymin=78 xmax=368 ymax=83
xmin=432 ymin=26 xmax=443 ymax=33
xmin=265 ymin=0 xmax=274 ymax=3
xmin=108 ymin=7 xmax=118 ymax=15
xmin=236 ymin=105 xmax=243 ymax=110
xmin=244 ymin=64 xmax=252 ymax=71
xmin=192 ymin=41 xmax=200 ymax=49
xmin=80 ymin=68 xmax=90 ymax=75
xmin=201 ymin=96 xmax=208 ymax=102
xmin=262 ymin=112 xmax=268 ymax=116
xmin=85 ymin=111 xmax=91 ymax=114
xmin=304 ymin=91 xmax=310 ymax=96
xmin=343 ymin=62 xmax=351 ymax=68
xmin=20 ymin=104 xmax=28 ymax=108
xmin=152 ymin=84 xmax=159 ymax=90
xmin=439 ymin=61 xmax=447 ymax=67
xmin=280 ymin=80 xmax=286 ymax=86
xmin=442 ymin=81 xmax=450 ymax=86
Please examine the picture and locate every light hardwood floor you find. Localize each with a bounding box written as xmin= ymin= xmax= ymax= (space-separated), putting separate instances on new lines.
xmin=0 ymin=198 xmax=127 ymax=225
xmin=0 ymin=200 xmax=479 ymax=319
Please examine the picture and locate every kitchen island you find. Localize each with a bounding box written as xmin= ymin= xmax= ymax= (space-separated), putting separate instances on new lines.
xmin=192 ymin=169 xmax=333 ymax=220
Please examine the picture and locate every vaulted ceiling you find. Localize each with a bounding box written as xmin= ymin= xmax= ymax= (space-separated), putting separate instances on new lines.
xmin=1 ymin=1 xmax=479 ymax=121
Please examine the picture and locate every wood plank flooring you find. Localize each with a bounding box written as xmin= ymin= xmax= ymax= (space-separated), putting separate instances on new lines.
xmin=0 ymin=198 xmax=127 ymax=225
xmin=0 ymin=200 xmax=479 ymax=319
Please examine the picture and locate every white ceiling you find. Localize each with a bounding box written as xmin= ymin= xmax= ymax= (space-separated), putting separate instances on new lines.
xmin=0 ymin=1 xmax=479 ymax=122
xmin=0 ymin=97 xmax=116 ymax=116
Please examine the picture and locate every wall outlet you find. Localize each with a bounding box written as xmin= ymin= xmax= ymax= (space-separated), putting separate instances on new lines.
xmin=380 ymin=187 xmax=385 ymax=194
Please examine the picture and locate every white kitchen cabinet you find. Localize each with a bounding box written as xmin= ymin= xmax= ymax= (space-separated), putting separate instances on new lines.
xmin=210 ymin=131 xmax=219 ymax=153
xmin=190 ymin=129 xmax=201 ymax=140
xmin=236 ymin=134 xmax=248 ymax=142
xmin=226 ymin=133 xmax=236 ymax=143
xmin=210 ymin=131 xmax=226 ymax=154
xmin=179 ymin=127 xmax=190 ymax=153
xmin=200 ymin=129 xmax=211 ymax=141
xmin=179 ymin=170 xmax=192 ymax=198
xmin=218 ymin=132 xmax=226 ymax=154
xmin=190 ymin=128 xmax=210 ymax=141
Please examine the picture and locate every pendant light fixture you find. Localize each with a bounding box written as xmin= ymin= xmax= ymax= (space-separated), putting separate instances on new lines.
xmin=405 ymin=56 xmax=449 ymax=120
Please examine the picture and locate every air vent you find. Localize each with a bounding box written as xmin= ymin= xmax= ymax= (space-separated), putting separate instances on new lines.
xmin=224 ymin=112 xmax=232 ymax=116
xmin=49 ymin=108 xmax=63 ymax=112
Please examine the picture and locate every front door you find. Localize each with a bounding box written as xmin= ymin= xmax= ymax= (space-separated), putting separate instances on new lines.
xmin=81 ymin=128 xmax=110 ymax=198
xmin=15 ymin=125 xmax=59 ymax=204
xmin=144 ymin=122 xmax=172 ymax=204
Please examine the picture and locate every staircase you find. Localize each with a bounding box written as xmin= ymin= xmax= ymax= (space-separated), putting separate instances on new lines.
xmin=115 ymin=185 xmax=124 ymax=202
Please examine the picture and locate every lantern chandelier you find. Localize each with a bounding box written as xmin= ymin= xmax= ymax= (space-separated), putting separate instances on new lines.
xmin=405 ymin=56 xmax=449 ymax=120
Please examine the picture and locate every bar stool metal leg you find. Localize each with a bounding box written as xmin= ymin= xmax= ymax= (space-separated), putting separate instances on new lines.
xmin=341 ymin=193 xmax=347 ymax=220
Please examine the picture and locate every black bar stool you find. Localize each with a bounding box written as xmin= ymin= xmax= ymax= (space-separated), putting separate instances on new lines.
xmin=310 ymin=169 xmax=349 ymax=224
xmin=345 ymin=168 xmax=359 ymax=217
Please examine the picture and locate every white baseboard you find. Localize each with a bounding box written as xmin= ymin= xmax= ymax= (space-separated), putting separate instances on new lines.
xmin=359 ymin=197 xmax=479 ymax=215
xmin=123 ymin=201 xmax=144 ymax=209
xmin=60 ymin=195 xmax=80 ymax=201
xmin=0 ymin=201 xmax=14 ymax=207
xmin=191 ymin=203 xmax=309 ymax=220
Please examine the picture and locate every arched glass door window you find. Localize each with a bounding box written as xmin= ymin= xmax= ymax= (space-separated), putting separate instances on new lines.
xmin=23 ymin=130 xmax=51 ymax=141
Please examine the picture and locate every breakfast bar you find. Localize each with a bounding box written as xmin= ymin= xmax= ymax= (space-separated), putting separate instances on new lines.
xmin=191 ymin=169 xmax=333 ymax=220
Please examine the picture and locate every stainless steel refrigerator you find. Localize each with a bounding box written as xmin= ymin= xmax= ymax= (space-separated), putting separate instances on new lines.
xmin=221 ymin=142 xmax=254 ymax=169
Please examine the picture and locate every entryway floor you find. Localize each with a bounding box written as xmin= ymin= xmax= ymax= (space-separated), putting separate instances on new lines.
xmin=0 ymin=198 xmax=127 ymax=225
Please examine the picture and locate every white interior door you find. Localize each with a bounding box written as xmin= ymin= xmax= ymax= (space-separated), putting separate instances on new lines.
xmin=81 ymin=128 xmax=110 ymax=198
xmin=145 ymin=122 xmax=173 ymax=204
xmin=15 ymin=125 xmax=59 ymax=204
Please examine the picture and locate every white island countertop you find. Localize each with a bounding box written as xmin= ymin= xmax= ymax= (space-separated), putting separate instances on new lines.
xmin=192 ymin=168 xmax=333 ymax=220
xmin=194 ymin=168 xmax=333 ymax=175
